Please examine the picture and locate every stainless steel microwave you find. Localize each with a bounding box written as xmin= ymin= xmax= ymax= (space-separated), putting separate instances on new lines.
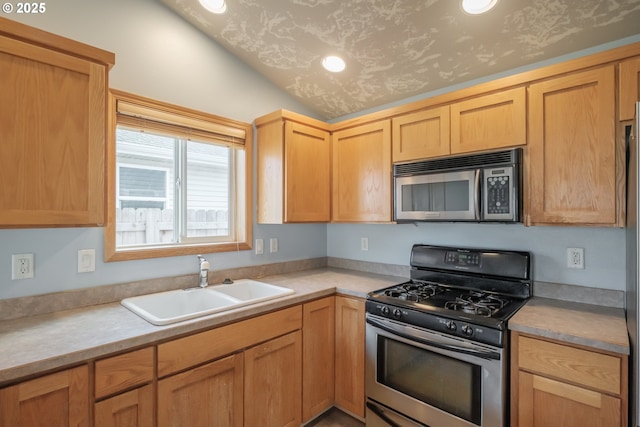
xmin=394 ymin=148 xmax=522 ymax=222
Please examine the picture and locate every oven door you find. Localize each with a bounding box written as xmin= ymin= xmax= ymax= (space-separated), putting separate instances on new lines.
xmin=394 ymin=169 xmax=480 ymax=221
xmin=365 ymin=314 xmax=505 ymax=427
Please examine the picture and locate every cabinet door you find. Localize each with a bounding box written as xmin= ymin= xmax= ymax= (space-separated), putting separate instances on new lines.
xmin=302 ymin=297 xmax=335 ymax=422
xmin=619 ymin=56 xmax=640 ymax=121
xmin=157 ymin=354 xmax=243 ymax=427
xmin=334 ymin=296 xmax=365 ymax=418
xmin=528 ymin=66 xmax=617 ymax=225
xmin=517 ymin=371 xmax=621 ymax=427
xmin=95 ymin=384 xmax=154 ymax=427
xmin=0 ymin=34 xmax=108 ymax=226
xmin=392 ymin=106 xmax=450 ymax=162
xmin=245 ymin=331 xmax=302 ymax=427
xmin=285 ymin=121 xmax=331 ymax=222
xmin=0 ymin=365 xmax=89 ymax=427
xmin=450 ymin=87 xmax=526 ymax=154
xmin=332 ymin=121 xmax=392 ymax=222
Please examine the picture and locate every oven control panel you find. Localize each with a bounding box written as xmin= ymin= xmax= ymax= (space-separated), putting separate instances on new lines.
xmin=366 ymin=300 xmax=503 ymax=347
xmin=444 ymin=250 xmax=481 ymax=267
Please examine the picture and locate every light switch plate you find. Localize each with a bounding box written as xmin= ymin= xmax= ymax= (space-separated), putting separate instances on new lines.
xmin=78 ymin=249 xmax=96 ymax=273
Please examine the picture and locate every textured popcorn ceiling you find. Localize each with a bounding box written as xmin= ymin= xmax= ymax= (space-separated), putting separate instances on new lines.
xmin=160 ymin=0 xmax=640 ymax=120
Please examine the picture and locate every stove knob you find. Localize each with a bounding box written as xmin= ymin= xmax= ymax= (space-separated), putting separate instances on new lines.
xmin=462 ymin=325 xmax=474 ymax=336
xmin=393 ymin=308 xmax=402 ymax=319
xmin=381 ymin=306 xmax=390 ymax=316
xmin=446 ymin=321 xmax=457 ymax=331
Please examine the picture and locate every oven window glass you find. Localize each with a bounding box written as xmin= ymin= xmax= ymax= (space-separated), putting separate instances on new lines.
xmin=377 ymin=336 xmax=481 ymax=424
xmin=401 ymin=180 xmax=469 ymax=212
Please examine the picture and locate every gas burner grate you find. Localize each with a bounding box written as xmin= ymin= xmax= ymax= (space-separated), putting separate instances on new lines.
xmin=444 ymin=291 xmax=508 ymax=317
xmin=383 ymin=281 xmax=444 ymax=302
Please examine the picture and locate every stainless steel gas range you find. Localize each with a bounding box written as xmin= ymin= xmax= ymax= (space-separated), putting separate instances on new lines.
xmin=365 ymin=244 xmax=532 ymax=427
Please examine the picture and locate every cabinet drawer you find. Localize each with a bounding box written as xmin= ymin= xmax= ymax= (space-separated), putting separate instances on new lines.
xmin=518 ymin=335 xmax=621 ymax=395
xmin=95 ymin=347 xmax=154 ymax=399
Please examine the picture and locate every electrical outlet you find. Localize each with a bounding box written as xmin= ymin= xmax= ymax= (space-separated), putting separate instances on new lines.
xmin=255 ymin=238 xmax=264 ymax=255
xmin=361 ymin=237 xmax=369 ymax=251
xmin=12 ymin=253 xmax=34 ymax=280
xmin=269 ymin=238 xmax=278 ymax=253
xmin=567 ymin=247 xmax=585 ymax=269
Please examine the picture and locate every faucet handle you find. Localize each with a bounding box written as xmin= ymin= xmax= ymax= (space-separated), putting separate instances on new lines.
xmin=197 ymin=255 xmax=210 ymax=270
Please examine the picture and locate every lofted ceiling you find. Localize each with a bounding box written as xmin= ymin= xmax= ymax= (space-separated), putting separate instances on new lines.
xmin=160 ymin=0 xmax=640 ymax=120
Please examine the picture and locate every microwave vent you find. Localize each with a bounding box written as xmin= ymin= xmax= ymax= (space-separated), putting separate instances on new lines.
xmin=394 ymin=148 xmax=521 ymax=176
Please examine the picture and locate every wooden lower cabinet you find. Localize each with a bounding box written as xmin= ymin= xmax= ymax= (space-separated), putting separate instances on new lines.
xmin=158 ymin=353 xmax=244 ymax=427
xmin=0 ymin=299 xmax=367 ymax=427
xmin=302 ymin=297 xmax=336 ymax=422
xmin=95 ymin=384 xmax=154 ymax=427
xmin=334 ymin=295 xmax=365 ymax=418
xmin=511 ymin=332 xmax=627 ymax=427
xmin=245 ymin=331 xmax=302 ymax=427
xmin=0 ymin=365 xmax=89 ymax=427
xmin=517 ymin=371 xmax=620 ymax=427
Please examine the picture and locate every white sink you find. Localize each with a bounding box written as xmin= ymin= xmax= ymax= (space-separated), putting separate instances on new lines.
xmin=210 ymin=279 xmax=295 ymax=302
xmin=121 ymin=279 xmax=294 ymax=325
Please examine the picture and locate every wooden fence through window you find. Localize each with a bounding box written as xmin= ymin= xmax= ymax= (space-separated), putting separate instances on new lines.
xmin=116 ymin=208 xmax=229 ymax=245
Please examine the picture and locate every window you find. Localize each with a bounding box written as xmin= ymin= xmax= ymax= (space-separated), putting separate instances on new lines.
xmin=105 ymin=90 xmax=252 ymax=261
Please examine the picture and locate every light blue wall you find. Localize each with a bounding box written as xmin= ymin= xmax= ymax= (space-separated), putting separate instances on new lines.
xmin=0 ymin=0 xmax=631 ymax=299
xmin=328 ymin=223 xmax=625 ymax=291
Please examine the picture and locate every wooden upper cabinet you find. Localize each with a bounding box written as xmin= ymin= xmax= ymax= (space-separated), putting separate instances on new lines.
xmin=527 ymin=65 xmax=618 ymax=226
xmin=619 ymin=56 xmax=640 ymax=121
xmin=450 ymin=87 xmax=526 ymax=155
xmin=0 ymin=365 xmax=89 ymax=427
xmin=0 ymin=17 xmax=114 ymax=227
xmin=332 ymin=120 xmax=392 ymax=222
xmin=256 ymin=111 xmax=331 ymax=223
xmin=392 ymin=106 xmax=450 ymax=162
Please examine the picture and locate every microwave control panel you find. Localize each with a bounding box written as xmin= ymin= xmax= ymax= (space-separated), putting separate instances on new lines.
xmin=483 ymin=166 xmax=515 ymax=220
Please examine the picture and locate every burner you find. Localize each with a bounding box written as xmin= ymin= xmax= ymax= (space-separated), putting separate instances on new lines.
xmin=383 ymin=281 xmax=444 ymax=303
xmin=444 ymin=291 xmax=508 ymax=317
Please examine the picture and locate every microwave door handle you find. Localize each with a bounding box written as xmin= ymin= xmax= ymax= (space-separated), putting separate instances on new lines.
xmin=366 ymin=401 xmax=402 ymax=427
xmin=474 ymin=169 xmax=481 ymax=220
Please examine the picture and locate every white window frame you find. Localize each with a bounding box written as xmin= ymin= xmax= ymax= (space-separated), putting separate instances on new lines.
xmin=105 ymin=90 xmax=252 ymax=261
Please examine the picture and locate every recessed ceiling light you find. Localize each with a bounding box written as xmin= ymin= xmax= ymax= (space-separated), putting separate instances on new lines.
xmin=322 ymin=55 xmax=346 ymax=73
xmin=461 ymin=0 xmax=498 ymax=14
xmin=199 ymin=0 xmax=227 ymax=14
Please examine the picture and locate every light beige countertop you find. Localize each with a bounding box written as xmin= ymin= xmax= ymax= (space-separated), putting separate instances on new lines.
xmin=0 ymin=268 xmax=398 ymax=386
xmin=508 ymin=297 xmax=630 ymax=355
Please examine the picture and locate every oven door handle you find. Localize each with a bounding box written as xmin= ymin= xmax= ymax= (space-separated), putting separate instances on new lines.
xmin=367 ymin=316 xmax=500 ymax=361
xmin=366 ymin=401 xmax=402 ymax=427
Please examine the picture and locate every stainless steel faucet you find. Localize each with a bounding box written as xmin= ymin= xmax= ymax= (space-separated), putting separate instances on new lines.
xmin=197 ymin=255 xmax=210 ymax=288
